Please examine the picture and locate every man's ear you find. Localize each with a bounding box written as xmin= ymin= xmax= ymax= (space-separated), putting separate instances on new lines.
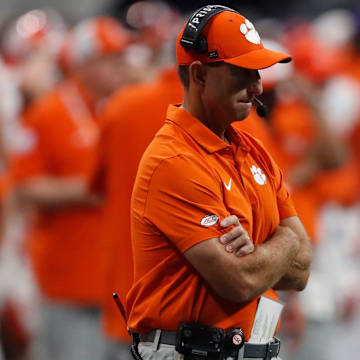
xmin=189 ymin=61 xmax=207 ymax=88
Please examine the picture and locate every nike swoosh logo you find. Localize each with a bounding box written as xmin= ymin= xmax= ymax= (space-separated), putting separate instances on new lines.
xmin=224 ymin=178 xmax=232 ymax=191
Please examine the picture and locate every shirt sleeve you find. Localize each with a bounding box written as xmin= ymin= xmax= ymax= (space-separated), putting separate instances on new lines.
xmin=143 ymin=154 xmax=236 ymax=253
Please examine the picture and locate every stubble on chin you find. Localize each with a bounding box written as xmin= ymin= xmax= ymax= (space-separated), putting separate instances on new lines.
xmin=233 ymin=107 xmax=251 ymax=122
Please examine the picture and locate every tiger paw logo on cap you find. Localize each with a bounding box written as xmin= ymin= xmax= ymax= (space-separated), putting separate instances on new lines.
xmin=250 ymin=165 xmax=266 ymax=185
xmin=240 ymin=19 xmax=261 ymax=45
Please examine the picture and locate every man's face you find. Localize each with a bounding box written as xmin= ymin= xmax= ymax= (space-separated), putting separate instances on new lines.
xmin=83 ymin=53 xmax=137 ymax=98
xmin=201 ymin=62 xmax=263 ymax=127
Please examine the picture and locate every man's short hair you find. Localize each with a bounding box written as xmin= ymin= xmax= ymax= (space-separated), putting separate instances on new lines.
xmin=177 ymin=63 xmax=225 ymax=88
xmin=177 ymin=65 xmax=189 ymax=88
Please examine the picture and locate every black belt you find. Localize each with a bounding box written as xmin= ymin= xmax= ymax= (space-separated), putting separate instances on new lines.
xmin=139 ymin=330 xmax=280 ymax=359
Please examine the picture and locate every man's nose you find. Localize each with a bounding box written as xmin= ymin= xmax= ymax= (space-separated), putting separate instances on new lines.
xmin=247 ymin=78 xmax=263 ymax=97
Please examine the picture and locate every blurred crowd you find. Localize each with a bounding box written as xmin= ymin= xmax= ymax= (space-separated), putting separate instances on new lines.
xmin=0 ymin=2 xmax=359 ymax=360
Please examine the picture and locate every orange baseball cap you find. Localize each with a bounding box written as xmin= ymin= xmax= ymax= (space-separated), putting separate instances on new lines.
xmin=176 ymin=10 xmax=291 ymax=69
xmin=60 ymin=16 xmax=130 ymax=71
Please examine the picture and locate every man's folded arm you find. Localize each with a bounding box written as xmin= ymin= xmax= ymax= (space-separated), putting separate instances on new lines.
xmin=272 ymin=216 xmax=312 ymax=291
xmin=184 ymin=225 xmax=300 ymax=303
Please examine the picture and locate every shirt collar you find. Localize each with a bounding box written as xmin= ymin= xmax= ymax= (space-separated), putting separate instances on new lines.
xmin=166 ymin=104 xmax=249 ymax=154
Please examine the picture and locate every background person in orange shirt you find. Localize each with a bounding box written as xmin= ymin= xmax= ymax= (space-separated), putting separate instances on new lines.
xmin=0 ymin=11 xmax=68 ymax=359
xmin=280 ymin=13 xmax=360 ymax=360
xmin=91 ymin=66 xmax=183 ymax=360
xmin=241 ymin=18 xmax=360 ymax=359
xmin=127 ymin=6 xmax=311 ymax=360
xmin=8 ymin=16 xmax=136 ymax=360
xmin=237 ymin=41 xmax=348 ymax=357
xmin=90 ymin=10 xmax=183 ymax=357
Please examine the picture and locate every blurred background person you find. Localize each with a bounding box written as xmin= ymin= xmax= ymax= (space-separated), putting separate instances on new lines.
xmin=8 ymin=15 xmax=136 ymax=360
xmin=123 ymin=1 xmax=183 ymax=81
xmin=235 ymin=36 xmax=347 ymax=358
xmin=0 ymin=8 xmax=67 ymax=360
xmin=283 ymin=9 xmax=360 ymax=360
xmin=249 ymin=9 xmax=360 ymax=360
xmin=89 ymin=3 xmax=183 ymax=359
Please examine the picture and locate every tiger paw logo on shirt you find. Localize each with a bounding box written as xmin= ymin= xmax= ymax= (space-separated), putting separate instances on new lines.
xmin=250 ymin=165 xmax=266 ymax=185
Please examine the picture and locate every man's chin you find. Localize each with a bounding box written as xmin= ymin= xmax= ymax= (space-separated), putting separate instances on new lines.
xmin=234 ymin=108 xmax=251 ymax=122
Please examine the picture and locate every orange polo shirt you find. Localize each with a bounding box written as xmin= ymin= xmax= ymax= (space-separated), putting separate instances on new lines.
xmin=126 ymin=105 xmax=297 ymax=340
xmin=237 ymin=103 xmax=319 ymax=241
xmin=91 ymin=68 xmax=183 ymax=340
xmin=9 ymin=78 xmax=103 ymax=304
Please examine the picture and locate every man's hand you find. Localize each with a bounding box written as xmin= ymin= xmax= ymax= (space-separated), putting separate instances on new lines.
xmin=218 ymin=215 xmax=254 ymax=256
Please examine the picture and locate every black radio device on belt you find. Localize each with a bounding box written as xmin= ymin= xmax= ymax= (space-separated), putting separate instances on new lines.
xmin=175 ymin=322 xmax=245 ymax=360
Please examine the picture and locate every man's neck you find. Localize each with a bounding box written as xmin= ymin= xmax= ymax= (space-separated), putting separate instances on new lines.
xmin=182 ymin=94 xmax=228 ymax=142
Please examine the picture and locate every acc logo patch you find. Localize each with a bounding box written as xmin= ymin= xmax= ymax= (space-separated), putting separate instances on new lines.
xmin=200 ymin=214 xmax=219 ymax=227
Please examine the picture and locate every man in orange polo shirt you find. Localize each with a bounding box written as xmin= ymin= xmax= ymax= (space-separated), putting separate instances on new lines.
xmin=9 ymin=17 xmax=134 ymax=360
xmin=126 ymin=5 xmax=312 ymax=360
